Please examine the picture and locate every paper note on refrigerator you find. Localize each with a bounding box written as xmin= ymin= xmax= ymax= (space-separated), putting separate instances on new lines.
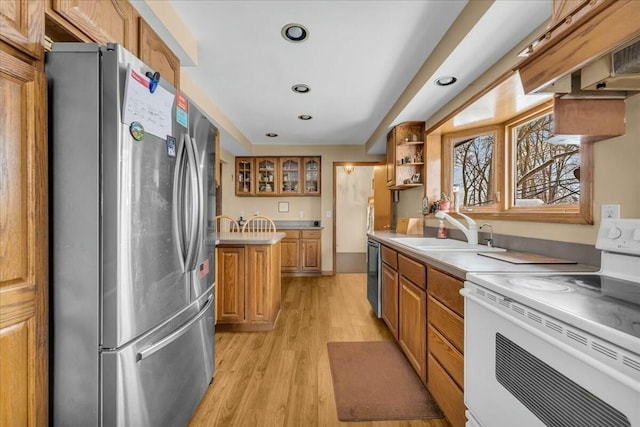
xmin=122 ymin=65 xmax=175 ymax=139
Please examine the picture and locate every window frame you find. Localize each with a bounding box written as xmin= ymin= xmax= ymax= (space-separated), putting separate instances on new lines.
xmin=440 ymin=104 xmax=593 ymax=224
xmin=442 ymin=125 xmax=504 ymax=214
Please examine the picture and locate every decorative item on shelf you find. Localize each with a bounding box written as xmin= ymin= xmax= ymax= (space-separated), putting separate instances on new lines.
xmin=436 ymin=193 xmax=451 ymax=212
xmin=414 ymin=149 xmax=423 ymax=163
xmin=411 ymin=173 xmax=421 ymax=183
xmin=411 ymin=134 xmax=418 ymax=142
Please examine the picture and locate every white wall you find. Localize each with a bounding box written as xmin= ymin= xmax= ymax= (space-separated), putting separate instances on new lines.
xmin=336 ymin=166 xmax=374 ymax=253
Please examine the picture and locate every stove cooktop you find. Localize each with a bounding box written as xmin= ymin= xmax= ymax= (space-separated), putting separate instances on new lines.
xmin=467 ymin=271 xmax=640 ymax=353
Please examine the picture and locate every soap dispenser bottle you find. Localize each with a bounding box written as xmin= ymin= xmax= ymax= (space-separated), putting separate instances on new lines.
xmin=436 ymin=220 xmax=447 ymax=239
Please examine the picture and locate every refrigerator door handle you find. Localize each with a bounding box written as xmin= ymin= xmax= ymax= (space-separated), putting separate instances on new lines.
xmin=136 ymin=294 xmax=213 ymax=362
xmin=172 ymin=133 xmax=188 ymax=272
xmin=190 ymin=135 xmax=204 ymax=270
xmin=184 ymin=134 xmax=200 ymax=272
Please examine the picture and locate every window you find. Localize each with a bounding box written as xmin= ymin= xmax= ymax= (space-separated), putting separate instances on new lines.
xmin=441 ymin=106 xmax=592 ymax=224
xmin=443 ymin=126 xmax=503 ymax=212
xmin=511 ymin=112 xmax=581 ymax=207
xmin=454 ymin=133 xmax=495 ymax=207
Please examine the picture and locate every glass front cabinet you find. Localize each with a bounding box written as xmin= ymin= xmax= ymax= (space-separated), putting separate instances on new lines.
xmin=256 ymin=157 xmax=278 ymax=195
xmin=303 ymin=157 xmax=321 ymax=195
xmin=280 ymin=157 xmax=301 ymax=195
xmin=235 ymin=156 xmax=321 ymax=196
xmin=235 ymin=157 xmax=254 ymax=196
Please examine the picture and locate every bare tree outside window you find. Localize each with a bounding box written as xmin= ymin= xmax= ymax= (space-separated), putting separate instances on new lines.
xmin=513 ymin=113 xmax=580 ymax=206
xmin=453 ymin=134 xmax=494 ymax=207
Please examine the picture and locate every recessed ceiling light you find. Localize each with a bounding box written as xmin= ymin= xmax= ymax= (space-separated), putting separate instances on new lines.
xmin=265 ymin=133 xmax=278 ymax=137
xmin=435 ymin=76 xmax=458 ymax=86
xmin=292 ymin=84 xmax=311 ymax=93
xmin=282 ymin=23 xmax=308 ymax=42
xmin=298 ymin=115 xmax=313 ymax=120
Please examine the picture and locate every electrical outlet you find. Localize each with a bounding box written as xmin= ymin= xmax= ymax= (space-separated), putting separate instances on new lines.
xmin=601 ymin=204 xmax=620 ymax=219
xmin=326 ymin=210 xmax=332 ymax=218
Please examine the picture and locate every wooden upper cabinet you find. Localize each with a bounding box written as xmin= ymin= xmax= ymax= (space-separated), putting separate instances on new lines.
xmin=550 ymin=0 xmax=586 ymax=27
xmin=517 ymin=0 xmax=640 ymax=94
xmin=386 ymin=121 xmax=424 ymax=189
xmin=48 ymin=0 xmax=139 ymax=55
xmin=280 ymin=158 xmax=301 ymax=195
xmin=0 ymin=50 xmax=48 ymax=427
xmin=385 ymin=128 xmax=395 ymax=186
xmin=0 ymin=0 xmax=44 ymax=59
xmin=235 ymin=157 xmax=254 ymax=196
xmin=256 ymin=157 xmax=278 ymax=195
xmin=302 ymin=157 xmax=321 ymax=195
xmin=138 ymin=18 xmax=180 ymax=89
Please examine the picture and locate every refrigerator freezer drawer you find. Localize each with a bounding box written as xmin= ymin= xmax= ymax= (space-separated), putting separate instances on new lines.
xmin=101 ymin=295 xmax=214 ymax=427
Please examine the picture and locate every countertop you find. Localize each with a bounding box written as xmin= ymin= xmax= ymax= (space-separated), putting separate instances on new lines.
xmin=216 ymin=231 xmax=285 ymax=245
xmin=367 ymin=231 xmax=597 ymax=280
xmin=273 ymin=220 xmax=323 ymax=230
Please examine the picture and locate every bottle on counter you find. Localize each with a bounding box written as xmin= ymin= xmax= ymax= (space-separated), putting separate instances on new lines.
xmin=238 ymin=216 xmax=245 ymax=227
xmin=436 ymin=220 xmax=447 ymax=239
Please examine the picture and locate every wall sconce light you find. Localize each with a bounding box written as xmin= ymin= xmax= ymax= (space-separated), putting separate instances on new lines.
xmin=343 ymin=165 xmax=354 ymax=174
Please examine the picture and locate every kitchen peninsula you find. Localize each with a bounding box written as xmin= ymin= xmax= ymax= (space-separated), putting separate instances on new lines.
xmin=215 ymin=231 xmax=285 ymax=331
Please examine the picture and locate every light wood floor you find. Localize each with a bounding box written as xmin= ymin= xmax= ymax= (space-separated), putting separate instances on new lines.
xmin=189 ymin=274 xmax=450 ymax=427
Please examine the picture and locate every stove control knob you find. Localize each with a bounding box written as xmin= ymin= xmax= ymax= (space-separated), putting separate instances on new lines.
xmin=607 ymin=226 xmax=622 ymax=239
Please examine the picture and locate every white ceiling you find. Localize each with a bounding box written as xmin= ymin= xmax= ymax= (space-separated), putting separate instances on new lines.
xmin=148 ymin=1 xmax=552 ymax=155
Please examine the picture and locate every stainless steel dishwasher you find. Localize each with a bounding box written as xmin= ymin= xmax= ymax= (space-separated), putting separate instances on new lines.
xmin=366 ymin=239 xmax=381 ymax=317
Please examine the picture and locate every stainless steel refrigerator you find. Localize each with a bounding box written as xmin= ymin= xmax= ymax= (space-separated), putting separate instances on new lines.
xmin=47 ymin=43 xmax=216 ymax=426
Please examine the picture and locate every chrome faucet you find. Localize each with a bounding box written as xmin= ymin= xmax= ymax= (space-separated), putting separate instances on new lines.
xmin=480 ymin=223 xmax=494 ymax=248
xmin=435 ymin=211 xmax=478 ymax=245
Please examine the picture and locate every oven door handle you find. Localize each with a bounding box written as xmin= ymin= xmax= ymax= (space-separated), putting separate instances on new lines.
xmin=461 ymin=288 xmax=640 ymax=391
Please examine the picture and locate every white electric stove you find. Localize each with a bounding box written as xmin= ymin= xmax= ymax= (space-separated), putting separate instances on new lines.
xmin=462 ymin=219 xmax=640 ymax=427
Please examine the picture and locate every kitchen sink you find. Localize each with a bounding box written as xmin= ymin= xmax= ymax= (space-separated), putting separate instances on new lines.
xmin=388 ymin=237 xmax=506 ymax=252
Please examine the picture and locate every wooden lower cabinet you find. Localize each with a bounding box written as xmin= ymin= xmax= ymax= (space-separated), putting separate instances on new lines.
xmin=398 ymin=275 xmax=427 ymax=385
xmin=0 ymin=49 xmax=48 ymax=427
xmin=427 ymin=353 xmax=466 ymax=427
xmin=279 ymin=229 xmax=321 ymax=275
xmin=379 ymin=247 xmax=426 ymax=385
xmin=302 ymin=230 xmax=322 ymax=273
xmin=427 ymin=266 xmax=466 ymax=427
xmin=280 ymin=231 xmax=300 ymax=273
xmin=381 ymin=263 xmax=398 ymax=340
xmin=216 ymin=243 xmax=281 ymax=330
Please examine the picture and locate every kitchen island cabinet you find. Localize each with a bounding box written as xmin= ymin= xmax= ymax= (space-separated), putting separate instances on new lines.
xmin=216 ymin=232 xmax=284 ymax=331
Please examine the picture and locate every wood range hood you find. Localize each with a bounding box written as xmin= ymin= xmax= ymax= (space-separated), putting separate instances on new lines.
xmin=515 ymin=1 xmax=640 ymax=144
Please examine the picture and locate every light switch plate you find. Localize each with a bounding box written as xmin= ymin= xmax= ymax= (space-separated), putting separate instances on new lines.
xmin=601 ymin=204 xmax=620 ymax=219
